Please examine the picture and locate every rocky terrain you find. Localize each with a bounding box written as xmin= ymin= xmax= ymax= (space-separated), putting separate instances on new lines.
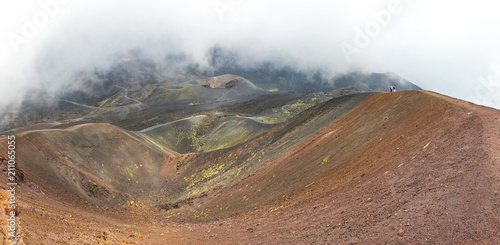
xmin=0 ymin=89 xmax=498 ymax=244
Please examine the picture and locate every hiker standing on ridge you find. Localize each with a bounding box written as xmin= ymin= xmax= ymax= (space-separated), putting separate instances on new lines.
xmin=390 ymin=85 xmax=396 ymax=92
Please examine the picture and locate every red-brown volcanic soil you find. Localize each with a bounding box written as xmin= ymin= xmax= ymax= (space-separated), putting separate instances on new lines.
xmin=0 ymin=91 xmax=499 ymax=244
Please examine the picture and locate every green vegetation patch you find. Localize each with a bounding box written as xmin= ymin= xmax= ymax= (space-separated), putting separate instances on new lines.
xmin=320 ymin=155 xmax=330 ymax=165
xmin=257 ymin=95 xmax=332 ymax=124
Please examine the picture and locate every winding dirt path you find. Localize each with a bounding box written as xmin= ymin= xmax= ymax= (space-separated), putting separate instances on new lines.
xmin=112 ymin=85 xmax=143 ymax=105
xmin=53 ymin=85 xmax=143 ymax=111
xmin=139 ymin=115 xmax=207 ymax=133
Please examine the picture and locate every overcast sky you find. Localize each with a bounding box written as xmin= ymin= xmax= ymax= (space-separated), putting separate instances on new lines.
xmin=1 ymin=0 xmax=499 ymax=110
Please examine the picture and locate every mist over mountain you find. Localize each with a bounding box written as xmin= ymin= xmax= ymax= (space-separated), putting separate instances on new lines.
xmin=0 ymin=44 xmax=422 ymax=133
xmin=1 ymin=0 xmax=499 ymax=118
xmin=36 ymin=45 xmax=423 ymax=104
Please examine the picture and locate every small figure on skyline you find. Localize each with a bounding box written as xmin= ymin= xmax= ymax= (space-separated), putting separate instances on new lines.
xmin=390 ymin=85 xmax=396 ymax=92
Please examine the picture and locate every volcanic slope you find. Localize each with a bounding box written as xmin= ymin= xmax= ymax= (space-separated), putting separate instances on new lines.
xmin=133 ymin=114 xmax=274 ymax=154
xmin=0 ymin=90 xmax=499 ymax=244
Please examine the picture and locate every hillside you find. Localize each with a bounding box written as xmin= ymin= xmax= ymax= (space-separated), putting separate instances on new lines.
xmin=134 ymin=113 xmax=274 ymax=154
xmin=0 ymin=91 xmax=498 ymax=244
xmin=1 ymin=55 xmax=421 ymax=135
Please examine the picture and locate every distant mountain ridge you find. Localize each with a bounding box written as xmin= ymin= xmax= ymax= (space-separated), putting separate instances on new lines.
xmin=1 ymin=51 xmax=421 ymax=134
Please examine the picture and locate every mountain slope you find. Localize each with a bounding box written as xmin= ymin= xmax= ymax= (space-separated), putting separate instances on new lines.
xmin=134 ymin=114 xmax=273 ymax=154
xmin=157 ymin=91 xmax=499 ymax=243
xmin=2 ymin=123 xmax=171 ymax=206
xmin=0 ymin=91 xmax=498 ymax=244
